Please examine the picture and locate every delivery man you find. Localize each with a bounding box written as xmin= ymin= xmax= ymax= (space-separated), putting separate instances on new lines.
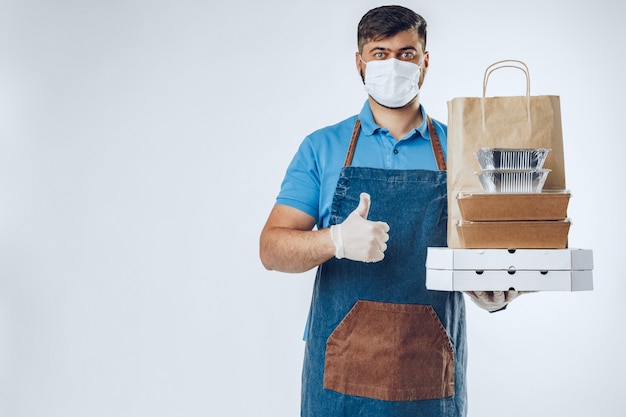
xmin=260 ymin=5 xmax=519 ymax=416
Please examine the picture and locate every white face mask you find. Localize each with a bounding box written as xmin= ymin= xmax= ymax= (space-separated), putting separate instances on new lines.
xmin=361 ymin=58 xmax=421 ymax=108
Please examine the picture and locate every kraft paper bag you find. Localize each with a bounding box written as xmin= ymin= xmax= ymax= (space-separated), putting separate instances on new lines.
xmin=447 ymin=60 xmax=566 ymax=248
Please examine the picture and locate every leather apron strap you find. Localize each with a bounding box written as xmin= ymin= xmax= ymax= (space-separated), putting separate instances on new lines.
xmin=343 ymin=116 xmax=446 ymax=171
xmin=427 ymin=116 xmax=447 ymax=171
xmin=343 ymin=119 xmax=362 ymax=167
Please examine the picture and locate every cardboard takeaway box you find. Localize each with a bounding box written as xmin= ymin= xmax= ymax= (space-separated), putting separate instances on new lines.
xmin=456 ymin=219 xmax=571 ymax=249
xmin=457 ymin=191 xmax=570 ymax=221
xmin=454 ymin=191 xmax=572 ymax=249
xmin=426 ymin=247 xmax=593 ymax=292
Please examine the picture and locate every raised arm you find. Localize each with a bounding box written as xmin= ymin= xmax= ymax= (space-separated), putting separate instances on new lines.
xmin=260 ymin=194 xmax=390 ymax=273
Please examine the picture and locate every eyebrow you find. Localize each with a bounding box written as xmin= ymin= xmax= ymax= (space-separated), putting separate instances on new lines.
xmin=368 ymin=46 xmax=418 ymax=53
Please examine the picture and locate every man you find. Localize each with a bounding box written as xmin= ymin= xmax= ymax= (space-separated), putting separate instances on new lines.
xmin=260 ymin=5 xmax=516 ymax=417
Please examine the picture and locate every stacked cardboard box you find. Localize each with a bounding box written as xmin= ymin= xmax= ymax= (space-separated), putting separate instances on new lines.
xmin=426 ymin=187 xmax=593 ymax=291
xmin=456 ymin=191 xmax=571 ymax=249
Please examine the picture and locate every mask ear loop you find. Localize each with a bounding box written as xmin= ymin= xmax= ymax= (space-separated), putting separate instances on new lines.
xmin=481 ymin=60 xmax=531 ymax=132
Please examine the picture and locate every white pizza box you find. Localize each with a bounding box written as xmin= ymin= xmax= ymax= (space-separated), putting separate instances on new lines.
xmin=425 ymin=247 xmax=593 ymax=292
xmin=426 ymin=268 xmax=593 ymax=291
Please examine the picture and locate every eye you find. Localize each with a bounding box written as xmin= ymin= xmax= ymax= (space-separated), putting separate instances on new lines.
xmin=401 ymin=51 xmax=415 ymax=60
xmin=374 ymin=52 xmax=386 ymax=59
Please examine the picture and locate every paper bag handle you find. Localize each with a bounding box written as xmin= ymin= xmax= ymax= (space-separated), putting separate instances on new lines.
xmin=482 ymin=59 xmax=530 ymax=98
xmin=481 ymin=59 xmax=532 ymax=129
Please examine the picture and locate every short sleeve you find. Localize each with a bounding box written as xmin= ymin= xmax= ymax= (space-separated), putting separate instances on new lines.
xmin=275 ymin=137 xmax=321 ymax=220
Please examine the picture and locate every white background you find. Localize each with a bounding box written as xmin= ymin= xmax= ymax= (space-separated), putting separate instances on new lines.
xmin=1 ymin=0 xmax=624 ymax=416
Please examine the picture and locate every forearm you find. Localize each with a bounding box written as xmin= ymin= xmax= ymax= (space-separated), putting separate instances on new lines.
xmin=260 ymin=226 xmax=336 ymax=273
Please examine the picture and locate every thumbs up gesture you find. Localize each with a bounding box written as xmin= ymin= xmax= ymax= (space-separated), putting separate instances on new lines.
xmin=330 ymin=193 xmax=390 ymax=263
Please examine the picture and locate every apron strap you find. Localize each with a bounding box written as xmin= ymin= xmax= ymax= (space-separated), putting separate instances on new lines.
xmin=343 ymin=116 xmax=447 ymax=171
xmin=343 ymin=119 xmax=361 ymax=167
xmin=427 ymin=116 xmax=447 ymax=171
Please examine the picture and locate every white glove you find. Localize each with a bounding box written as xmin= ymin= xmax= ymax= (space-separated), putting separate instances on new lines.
xmin=329 ymin=193 xmax=390 ymax=263
xmin=464 ymin=290 xmax=524 ymax=312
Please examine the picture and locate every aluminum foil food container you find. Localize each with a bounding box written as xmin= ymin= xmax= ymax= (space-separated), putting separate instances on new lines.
xmin=475 ymin=148 xmax=551 ymax=170
xmin=477 ymin=169 xmax=551 ymax=193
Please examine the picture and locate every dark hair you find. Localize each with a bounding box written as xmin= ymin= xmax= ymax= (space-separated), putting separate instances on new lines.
xmin=357 ymin=5 xmax=427 ymax=53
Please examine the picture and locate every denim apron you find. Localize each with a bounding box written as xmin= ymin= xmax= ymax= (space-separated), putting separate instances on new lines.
xmin=301 ymin=117 xmax=467 ymax=417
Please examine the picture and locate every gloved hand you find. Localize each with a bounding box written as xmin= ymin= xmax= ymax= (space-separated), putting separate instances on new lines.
xmin=464 ymin=290 xmax=525 ymax=313
xmin=329 ymin=192 xmax=390 ymax=263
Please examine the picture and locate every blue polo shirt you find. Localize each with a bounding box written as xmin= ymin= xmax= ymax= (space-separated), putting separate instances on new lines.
xmin=276 ymin=101 xmax=447 ymax=229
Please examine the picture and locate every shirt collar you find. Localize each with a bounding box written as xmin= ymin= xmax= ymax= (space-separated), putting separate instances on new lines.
xmin=358 ymin=100 xmax=430 ymax=141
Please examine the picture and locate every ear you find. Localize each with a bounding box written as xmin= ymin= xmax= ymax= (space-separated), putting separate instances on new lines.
xmin=355 ymin=52 xmax=364 ymax=73
xmin=419 ymin=51 xmax=430 ymax=88
xmin=356 ymin=52 xmax=366 ymax=82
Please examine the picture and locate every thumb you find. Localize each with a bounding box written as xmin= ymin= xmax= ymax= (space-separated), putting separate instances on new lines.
xmin=354 ymin=192 xmax=371 ymax=219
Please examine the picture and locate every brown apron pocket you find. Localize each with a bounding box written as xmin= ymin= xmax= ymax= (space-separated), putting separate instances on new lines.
xmin=323 ymin=300 xmax=454 ymax=402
